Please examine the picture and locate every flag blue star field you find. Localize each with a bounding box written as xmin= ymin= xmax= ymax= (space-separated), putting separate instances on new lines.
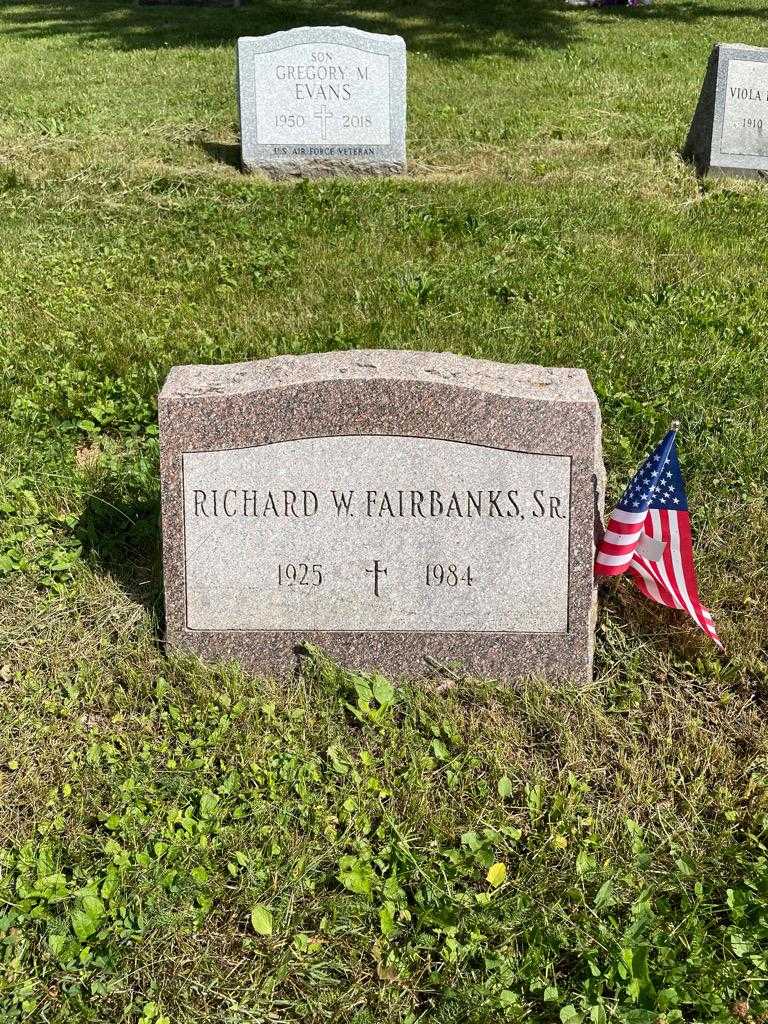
xmin=595 ymin=427 xmax=721 ymax=647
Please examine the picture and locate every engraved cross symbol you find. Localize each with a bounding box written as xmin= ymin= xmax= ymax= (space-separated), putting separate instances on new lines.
xmin=314 ymin=104 xmax=333 ymax=140
xmin=365 ymin=559 xmax=388 ymax=598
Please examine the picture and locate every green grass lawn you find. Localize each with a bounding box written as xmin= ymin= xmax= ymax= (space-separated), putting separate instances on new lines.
xmin=1 ymin=1 xmax=767 ymax=1021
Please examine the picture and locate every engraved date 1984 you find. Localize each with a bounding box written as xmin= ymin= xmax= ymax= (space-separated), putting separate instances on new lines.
xmin=425 ymin=564 xmax=475 ymax=587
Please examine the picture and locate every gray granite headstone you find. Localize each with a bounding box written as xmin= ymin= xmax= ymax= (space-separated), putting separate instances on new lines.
xmin=685 ymin=43 xmax=768 ymax=178
xmin=236 ymin=27 xmax=406 ymax=178
xmin=159 ymin=351 xmax=604 ymax=682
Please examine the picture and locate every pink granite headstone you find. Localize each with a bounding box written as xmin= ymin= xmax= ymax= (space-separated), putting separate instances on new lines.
xmin=159 ymin=350 xmax=604 ymax=681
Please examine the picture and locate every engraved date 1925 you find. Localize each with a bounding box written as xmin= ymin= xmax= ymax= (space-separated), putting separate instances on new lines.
xmin=277 ymin=563 xmax=323 ymax=587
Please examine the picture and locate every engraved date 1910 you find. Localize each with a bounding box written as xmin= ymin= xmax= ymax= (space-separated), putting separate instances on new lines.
xmin=741 ymin=116 xmax=764 ymax=134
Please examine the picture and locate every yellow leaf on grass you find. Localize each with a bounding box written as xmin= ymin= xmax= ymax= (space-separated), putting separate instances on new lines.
xmin=250 ymin=905 xmax=273 ymax=936
xmin=486 ymin=862 xmax=507 ymax=888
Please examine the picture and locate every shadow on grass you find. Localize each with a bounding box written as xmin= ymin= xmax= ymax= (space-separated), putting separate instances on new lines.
xmin=591 ymin=1 xmax=765 ymax=20
xmin=76 ymin=487 xmax=164 ymax=626
xmin=641 ymin=1 xmax=767 ymax=20
xmin=1 ymin=0 xmax=576 ymax=59
xmin=597 ymin=582 xmax=723 ymax=668
xmin=198 ymin=138 xmax=241 ymax=167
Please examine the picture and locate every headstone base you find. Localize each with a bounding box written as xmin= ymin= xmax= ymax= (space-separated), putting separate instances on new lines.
xmin=241 ymin=157 xmax=406 ymax=180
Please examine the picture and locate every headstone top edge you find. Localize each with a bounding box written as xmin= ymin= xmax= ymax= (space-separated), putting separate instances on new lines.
xmin=159 ymin=351 xmax=597 ymax=406
xmin=713 ymin=42 xmax=768 ymax=56
xmin=237 ymin=26 xmax=406 ymax=50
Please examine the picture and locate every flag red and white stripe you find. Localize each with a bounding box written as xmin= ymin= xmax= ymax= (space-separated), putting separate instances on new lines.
xmin=595 ymin=428 xmax=722 ymax=648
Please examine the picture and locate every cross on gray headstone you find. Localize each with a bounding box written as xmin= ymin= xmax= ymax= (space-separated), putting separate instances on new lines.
xmin=314 ymin=105 xmax=334 ymax=141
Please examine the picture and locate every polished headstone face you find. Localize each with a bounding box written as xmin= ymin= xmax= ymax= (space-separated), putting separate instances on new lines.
xmin=159 ymin=351 xmax=604 ymax=681
xmin=237 ymin=27 xmax=406 ymax=178
xmin=183 ymin=439 xmax=571 ymax=634
xmin=685 ymin=43 xmax=768 ymax=178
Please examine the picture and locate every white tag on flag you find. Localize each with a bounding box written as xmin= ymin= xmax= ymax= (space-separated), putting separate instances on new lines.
xmin=637 ymin=533 xmax=666 ymax=562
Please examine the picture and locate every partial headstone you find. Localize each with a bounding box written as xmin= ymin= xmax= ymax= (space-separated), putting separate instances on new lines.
xmin=159 ymin=351 xmax=604 ymax=682
xmin=685 ymin=43 xmax=768 ymax=178
xmin=236 ymin=27 xmax=406 ymax=178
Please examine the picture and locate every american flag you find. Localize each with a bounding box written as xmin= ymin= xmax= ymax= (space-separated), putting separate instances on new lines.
xmin=595 ymin=426 xmax=722 ymax=647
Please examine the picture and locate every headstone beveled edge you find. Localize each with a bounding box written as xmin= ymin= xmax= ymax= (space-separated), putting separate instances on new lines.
xmin=236 ymin=26 xmax=407 ymax=179
xmin=158 ymin=350 xmax=605 ymax=682
xmin=684 ymin=42 xmax=768 ymax=179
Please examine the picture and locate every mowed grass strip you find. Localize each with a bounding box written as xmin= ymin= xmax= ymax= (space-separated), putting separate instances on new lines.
xmin=0 ymin=1 xmax=767 ymax=1021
